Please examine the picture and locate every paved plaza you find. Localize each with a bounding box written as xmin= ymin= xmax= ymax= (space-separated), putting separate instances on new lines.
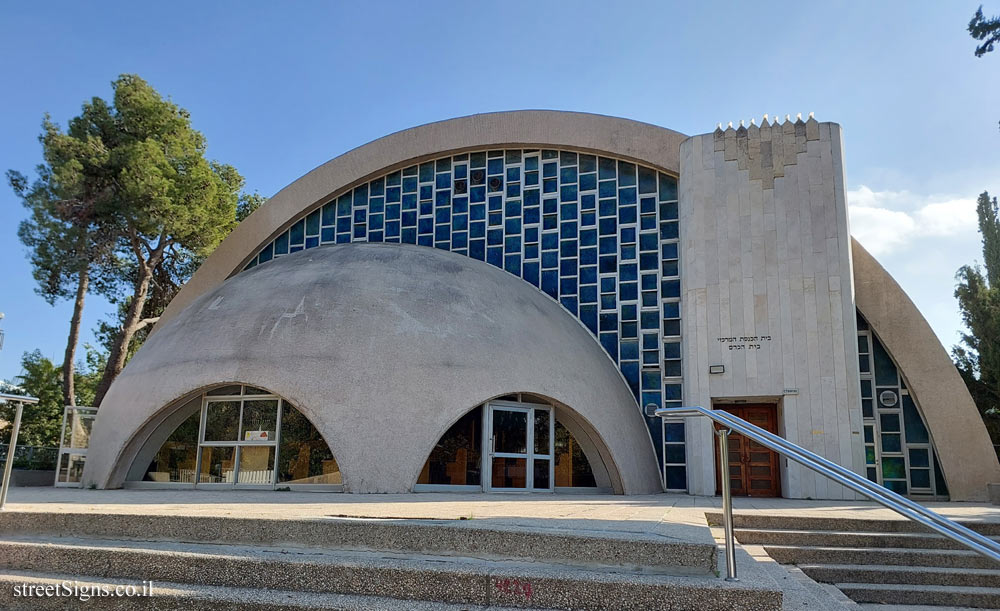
xmin=6 ymin=487 xmax=998 ymax=526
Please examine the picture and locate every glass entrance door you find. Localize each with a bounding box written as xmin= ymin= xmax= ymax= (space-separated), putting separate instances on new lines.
xmin=486 ymin=402 xmax=553 ymax=492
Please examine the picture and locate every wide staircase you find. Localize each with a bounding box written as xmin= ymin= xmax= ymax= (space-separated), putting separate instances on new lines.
xmin=0 ymin=510 xmax=782 ymax=610
xmin=708 ymin=512 xmax=1000 ymax=609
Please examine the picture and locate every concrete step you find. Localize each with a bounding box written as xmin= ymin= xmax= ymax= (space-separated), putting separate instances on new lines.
xmin=0 ymin=510 xmax=715 ymax=574
xmin=735 ymin=527 xmax=1000 ymax=550
xmin=798 ymin=563 xmax=1000 ymax=588
xmin=0 ymin=570 xmax=533 ymax=610
xmin=705 ymin=511 xmax=1000 ymax=536
xmin=762 ymin=544 xmax=1000 ymax=570
xmin=835 ymin=582 xmax=1000 ymax=609
xmin=0 ymin=536 xmax=782 ymax=611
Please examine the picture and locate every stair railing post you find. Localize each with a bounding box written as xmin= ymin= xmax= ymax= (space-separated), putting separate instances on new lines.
xmin=0 ymin=400 xmax=25 ymax=511
xmin=717 ymin=427 xmax=738 ymax=581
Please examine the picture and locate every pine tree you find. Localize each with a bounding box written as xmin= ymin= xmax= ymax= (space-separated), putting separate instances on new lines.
xmin=954 ymin=192 xmax=1000 ymax=445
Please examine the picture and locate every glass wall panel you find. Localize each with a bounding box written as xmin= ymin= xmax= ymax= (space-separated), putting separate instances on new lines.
xmin=493 ymin=410 xmax=527 ymax=454
xmin=143 ymin=410 xmax=200 ymax=483
xmin=534 ymin=410 xmax=550 ymax=455
xmin=241 ymin=399 xmax=278 ymax=442
xmin=417 ymin=408 xmax=482 ymax=486
xmin=199 ymin=446 xmax=235 ymax=483
xmin=204 ymin=401 xmax=239 ymax=442
xmin=278 ymin=403 xmax=341 ymax=484
xmin=492 ymin=457 xmax=527 ymax=488
xmin=237 ymin=446 xmax=275 ymax=484
xmin=533 ymin=459 xmax=551 ymax=489
xmin=554 ymin=420 xmax=597 ymax=487
xmin=62 ymin=408 xmax=96 ymax=449
xmin=56 ymin=452 xmax=86 ymax=484
xmin=133 ymin=388 xmax=341 ymax=489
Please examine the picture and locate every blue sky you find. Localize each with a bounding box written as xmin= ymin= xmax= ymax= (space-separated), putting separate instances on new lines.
xmin=1 ymin=1 xmax=998 ymax=382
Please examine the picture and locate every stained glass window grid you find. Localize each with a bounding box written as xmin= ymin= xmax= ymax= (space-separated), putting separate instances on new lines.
xmin=658 ymin=177 xmax=682 ymax=490
xmin=857 ymin=322 xmax=943 ymax=497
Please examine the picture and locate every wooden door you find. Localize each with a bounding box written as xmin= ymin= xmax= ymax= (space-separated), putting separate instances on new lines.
xmin=714 ymin=404 xmax=781 ymax=497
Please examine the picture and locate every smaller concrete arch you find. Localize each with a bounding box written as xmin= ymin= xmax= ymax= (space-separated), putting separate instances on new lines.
xmin=84 ymin=243 xmax=663 ymax=494
xmin=852 ymin=238 xmax=1000 ymax=500
xmin=121 ymin=382 xmax=339 ymax=485
xmin=412 ymin=392 xmax=623 ymax=493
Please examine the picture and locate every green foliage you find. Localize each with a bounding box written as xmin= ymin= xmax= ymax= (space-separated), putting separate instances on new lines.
xmin=73 ymin=345 xmax=106 ymax=408
xmin=237 ymin=192 xmax=268 ymax=223
xmin=1 ymin=351 xmax=63 ymax=447
xmin=10 ymin=109 xmax=126 ymax=301
xmin=953 ymin=192 xmax=1000 ymax=444
xmin=11 ymin=73 xmax=252 ymax=407
xmin=0 ymin=348 xmax=105 ymax=450
xmin=95 ymin=74 xmax=244 ymax=257
xmin=61 ymin=74 xmax=247 ymax=403
xmin=970 ymin=5 xmax=1000 ymax=57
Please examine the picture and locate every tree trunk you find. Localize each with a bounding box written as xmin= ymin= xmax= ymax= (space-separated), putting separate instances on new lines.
xmin=93 ymin=264 xmax=154 ymax=406
xmin=62 ymin=265 xmax=89 ymax=407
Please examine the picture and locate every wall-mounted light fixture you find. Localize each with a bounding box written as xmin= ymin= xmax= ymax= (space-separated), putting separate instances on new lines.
xmin=709 ymin=364 xmax=725 ymax=374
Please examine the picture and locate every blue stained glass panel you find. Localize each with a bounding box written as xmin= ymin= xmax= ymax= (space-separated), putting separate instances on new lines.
xmin=541 ymin=270 xmax=558 ymax=297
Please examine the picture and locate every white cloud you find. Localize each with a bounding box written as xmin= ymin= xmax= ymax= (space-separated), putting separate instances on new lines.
xmin=847 ymin=186 xmax=978 ymax=256
xmin=846 ymin=185 xmax=983 ymax=347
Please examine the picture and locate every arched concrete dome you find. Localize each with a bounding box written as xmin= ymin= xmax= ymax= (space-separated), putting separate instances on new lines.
xmin=84 ymin=243 xmax=663 ymax=493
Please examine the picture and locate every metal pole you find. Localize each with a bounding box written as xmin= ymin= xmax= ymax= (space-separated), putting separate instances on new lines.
xmin=717 ymin=428 xmax=738 ymax=581
xmin=0 ymin=401 xmax=25 ymax=511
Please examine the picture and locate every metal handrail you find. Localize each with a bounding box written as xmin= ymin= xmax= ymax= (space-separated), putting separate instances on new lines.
xmin=0 ymin=393 xmax=39 ymax=511
xmin=0 ymin=392 xmax=39 ymax=404
xmin=656 ymin=406 xmax=1000 ymax=580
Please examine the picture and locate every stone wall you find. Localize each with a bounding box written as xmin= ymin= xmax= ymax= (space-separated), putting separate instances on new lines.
xmin=679 ymin=116 xmax=864 ymax=499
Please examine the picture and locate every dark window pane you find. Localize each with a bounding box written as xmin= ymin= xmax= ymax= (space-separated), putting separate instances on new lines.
xmin=417 ymin=408 xmax=482 ymax=486
xmin=533 ymin=459 xmax=551 ymax=489
xmin=553 ymin=420 xmax=597 ymax=487
xmin=534 ymin=410 xmax=550 ymax=455
xmin=204 ymin=401 xmax=239 ymax=442
xmin=143 ymin=408 xmax=200 ymax=483
xmin=278 ymin=402 xmax=340 ymax=485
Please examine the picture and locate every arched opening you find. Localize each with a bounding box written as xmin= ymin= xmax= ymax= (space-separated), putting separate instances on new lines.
xmin=125 ymin=384 xmax=342 ymax=490
xmin=414 ymin=393 xmax=613 ymax=493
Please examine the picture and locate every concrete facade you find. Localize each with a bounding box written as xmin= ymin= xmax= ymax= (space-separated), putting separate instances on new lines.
xmin=679 ymin=119 xmax=864 ymax=499
xmin=84 ymin=244 xmax=663 ymax=494
xmin=82 ymin=110 xmax=998 ymax=500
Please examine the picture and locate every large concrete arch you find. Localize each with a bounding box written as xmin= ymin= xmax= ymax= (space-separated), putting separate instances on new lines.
xmin=154 ymin=111 xmax=687 ymax=331
xmin=852 ymin=238 xmax=1000 ymax=501
xmin=83 ymin=243 xmax=663 ymax=494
